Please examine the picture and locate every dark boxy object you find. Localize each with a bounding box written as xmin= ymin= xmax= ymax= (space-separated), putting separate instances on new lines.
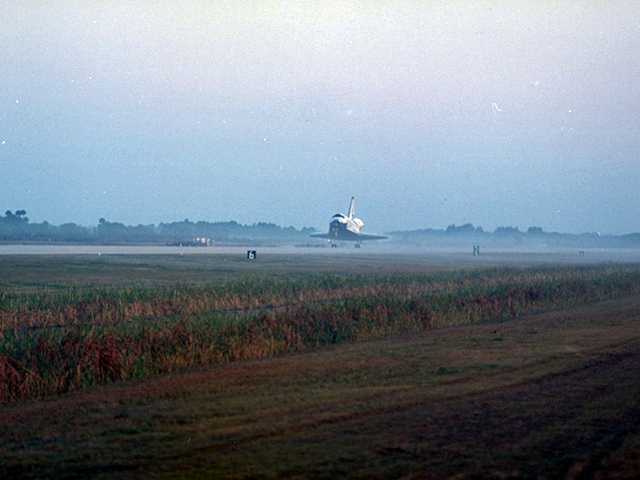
xmin=247 ymin=250 xmax=257 ymax=260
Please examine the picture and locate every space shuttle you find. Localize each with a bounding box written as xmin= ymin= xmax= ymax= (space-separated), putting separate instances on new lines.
xmin=311 ymin=197 xmax=387 ymax=247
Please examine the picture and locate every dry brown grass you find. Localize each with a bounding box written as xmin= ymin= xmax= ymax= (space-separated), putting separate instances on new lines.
xmin=2 ymin=295 xmax=640 ymax=479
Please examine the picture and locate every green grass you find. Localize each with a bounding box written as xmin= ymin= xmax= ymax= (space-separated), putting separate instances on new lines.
xmin=3 ymin=258 xmax=640 ymax=402
xmin=4 ymin=294 xmax=640 ymax=479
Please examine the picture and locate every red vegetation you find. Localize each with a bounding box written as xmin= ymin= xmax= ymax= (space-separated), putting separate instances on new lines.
xmin=2 ymin=266 xmax=640 ymax=403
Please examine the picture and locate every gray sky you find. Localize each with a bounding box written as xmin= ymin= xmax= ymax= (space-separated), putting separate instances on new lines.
xmin=1 ymin=1 xmax=639 ymax=234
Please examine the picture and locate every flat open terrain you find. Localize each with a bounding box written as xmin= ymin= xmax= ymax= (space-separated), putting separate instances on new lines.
xmin=2 ymin=247 xmax=640 ymax=287
xmin=2 ymin=252 xmax=640 ymax=479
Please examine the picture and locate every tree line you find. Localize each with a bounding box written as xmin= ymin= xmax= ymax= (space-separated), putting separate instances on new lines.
xmin=0 ymin=210 xmax=315 ymax=244
xmin=390 ymin=223 xmax=640 ymax=248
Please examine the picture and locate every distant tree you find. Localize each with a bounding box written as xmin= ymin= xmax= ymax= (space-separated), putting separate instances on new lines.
xmin=0 ymin=211 xmax=316 ymax=244
xmin=446 ymin=223 xmax=476 ymax=234
xmin=527 ymin=226 xmax=544 ymax=235
xmin=2 ymin=210 xmax=28 ymax=224
xmin=15 ymin=210 xmax=28 ymax=222
xmin=495 ymin=226 xmax=521 ymax=236
xmin=97 ymin=219 xmax=130 ymax=242
xmin=59 ymin=223 xmax=89 ymax=241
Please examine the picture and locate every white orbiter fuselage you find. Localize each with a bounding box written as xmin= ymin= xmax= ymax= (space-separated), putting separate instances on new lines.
xmin=311 ymin=197 xmax=387 ymax=243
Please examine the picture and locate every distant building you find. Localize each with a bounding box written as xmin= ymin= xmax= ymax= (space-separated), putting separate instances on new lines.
xmin=193 ymin=237 xmax=213 ymax=246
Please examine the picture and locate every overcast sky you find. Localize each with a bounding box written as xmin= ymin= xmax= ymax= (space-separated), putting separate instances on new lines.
xmin=1 ymin=1 xmax=639 ymax=233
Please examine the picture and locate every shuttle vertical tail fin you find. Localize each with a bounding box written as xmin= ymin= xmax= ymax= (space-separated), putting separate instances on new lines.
xmin=347 ymin=196 xmax=356 ymax=219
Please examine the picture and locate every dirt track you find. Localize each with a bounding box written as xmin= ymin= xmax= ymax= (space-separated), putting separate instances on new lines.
xmin=383 ymin=340 xmax=640 ymax=479
xmin=2 ymin=296 xmax=640 ymax=479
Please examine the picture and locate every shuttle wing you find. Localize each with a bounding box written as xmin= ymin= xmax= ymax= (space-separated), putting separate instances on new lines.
xmin=310 ymin=232 xmax=387 ymax=241
xmin=310 ymin=233 xmax=335 ymax=239
xmin=354 ymin=232 xmax=388 ymax=240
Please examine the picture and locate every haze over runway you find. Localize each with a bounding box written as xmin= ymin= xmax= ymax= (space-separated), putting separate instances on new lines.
xmin=1 ymin=1 xmax=638 ymax=234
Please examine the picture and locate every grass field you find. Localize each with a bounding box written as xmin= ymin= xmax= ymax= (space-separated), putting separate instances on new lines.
xmin=2 ymin=252 xmax=640 ymax=478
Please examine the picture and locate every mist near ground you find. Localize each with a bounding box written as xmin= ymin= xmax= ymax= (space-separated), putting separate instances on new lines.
xmin=1 ymin=2 xmax=639 ymax=234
